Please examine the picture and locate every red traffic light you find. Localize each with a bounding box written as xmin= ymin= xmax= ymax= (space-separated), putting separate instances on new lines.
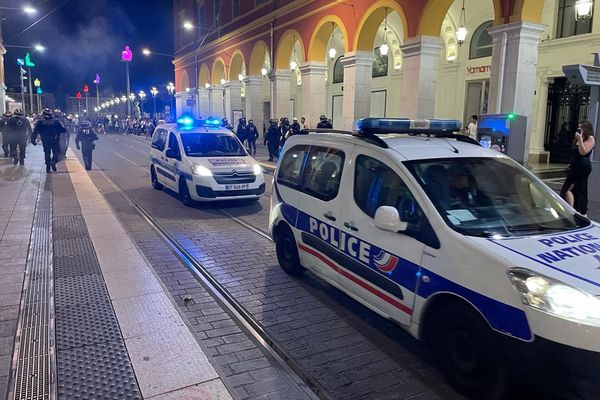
xmin=83 ymin=85 xmax=89 ymax=93
xmin=76 ymin=92 xmax=82 ymax=99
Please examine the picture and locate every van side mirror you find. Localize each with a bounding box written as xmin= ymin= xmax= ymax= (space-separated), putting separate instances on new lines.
xmin=165 ymin=148 xmax=177 ymax=159
xmin=374 ymin=206 xmax=408 ymax=233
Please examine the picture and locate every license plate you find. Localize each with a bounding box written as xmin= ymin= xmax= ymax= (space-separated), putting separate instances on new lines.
xmin=225 ymin=184 xmax=249 ymax=191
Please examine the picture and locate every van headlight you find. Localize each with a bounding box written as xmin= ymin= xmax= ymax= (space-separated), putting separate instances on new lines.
xmin=253 ymin=163 xmax=262 ymax=175
xmin=508 ymin=268 xmax=600 ymax=326
xmin=192 ymin=165 xmax=212 ymax=177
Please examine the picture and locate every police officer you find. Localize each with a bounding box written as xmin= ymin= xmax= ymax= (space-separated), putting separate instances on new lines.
xmin=317 ymin=114 xmax=333 ymax=129
xmin=75 ymin=120 xmax=99 ymax=171
xmin=0 ymin=111 xmax=11 ymax=157
xmin=54 ymin=111 xmax=70 ymax=161
xmin=246 ymin=119 xmax=258 ymax=156
xmin=264 ymin=119 xmax=281 ymax=162
xmin=291 ymin=117 xmax=301 ymax=135
xmin=236 ymin=117 xmax=248 ymax=146
xmin=5 ymin=110 xmax=32 ymax=165
xmin=32 ymin=109 xmax=66 ymax=173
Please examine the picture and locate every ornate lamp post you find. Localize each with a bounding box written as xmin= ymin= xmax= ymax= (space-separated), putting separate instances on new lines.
xmin=121 ymin=46 xmax=133 ymax=116
xmin=150 ymin=87 xmax=158 ymax=117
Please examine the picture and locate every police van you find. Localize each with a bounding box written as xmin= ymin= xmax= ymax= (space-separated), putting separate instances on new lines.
xmin=268 ymin=118 xmax=600 ymax=398
xmin=150 ymin=116 xmax=265 ymax=204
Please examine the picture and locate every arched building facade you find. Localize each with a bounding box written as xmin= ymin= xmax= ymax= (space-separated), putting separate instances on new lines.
xmin=173 ymin=0 xmax=597 ymax=163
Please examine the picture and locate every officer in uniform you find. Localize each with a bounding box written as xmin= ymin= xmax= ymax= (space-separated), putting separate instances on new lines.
xmin=75 ymin=120 xmax=99 ymax=171
xmin=5 ymin=110 xmax=32 ymax=165
xmin=32 ymin=109 xmax=66 ymax=173
xmin=0 ymin=111 xmax=11 ymax=157
xmin=317 ymin=114 xmax=333 ymax=129
xmin=264 ymin=119 xmax=281 ymax=162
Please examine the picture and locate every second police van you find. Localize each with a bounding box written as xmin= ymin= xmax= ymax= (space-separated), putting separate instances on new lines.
xmin=150 ymin=116 xmax=265 ymax=204
xmin=269 ymin=118 xmax=600 ymax=399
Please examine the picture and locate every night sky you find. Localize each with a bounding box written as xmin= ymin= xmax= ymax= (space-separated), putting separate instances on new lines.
xmin=2 ymin=0 xmax=174 ymax=109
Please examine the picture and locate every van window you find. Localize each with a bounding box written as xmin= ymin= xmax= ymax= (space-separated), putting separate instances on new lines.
xmin=301 ymin=146 xmax=344 ymax=201
xmin=151 ymin=129 xmax=168 ymax=151
xmin=168 ymin=133 xmax=181 ymax=159
xmin=277 ymin=145 xmax=308 ymax=188
xmin=354 ymin=155 xmax=420 ymax=221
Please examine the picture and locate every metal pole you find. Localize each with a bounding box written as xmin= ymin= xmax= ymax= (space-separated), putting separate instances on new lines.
xmin=153 ymin=97 xmax=157 ymax=117
xmin=19 ymin=67 xmax=25 ymax=112
xmin=0 ymin=12 xmax=6 ymax=115
xmin=125 ymin=62 xmax=131 ymax=116
xmin=95 ymin=83 xmax=99 ymax=114
xmin=85 ymin=93 xmax=89 ymax=116
xmin=27 ymin=67 xmax=33 ymax=115
xmin=141 ymin=99 xmax=144 ymax=116
xmin=170 ymin=94 xmax=174 ymax=121
xmin=36 ymin=92 xmax=40 ymax=113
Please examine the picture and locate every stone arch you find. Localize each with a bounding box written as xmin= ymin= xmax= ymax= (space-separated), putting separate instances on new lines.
xmin=354 ymin=0 xmax=409 ymax=52
xmin=512 ymin=0 xmax=545 ymax=24
xmin=307 ymin=15 xmax=349 ymax=62
xmin=275 ymin=29 xmax=306 ymax=71
xmin=211 ymin=57 xmax=227 ymax=85
xmin=229 ymin=50 xmax=247 ymax=80
xmin=248 ymin=40 xmax=270 ymax=76
xmin=417 ymin=0 xmax=505 ymax=36
xmin=180 ymin=70 xmax=190 ymax=92
xmin=198 ymin=63 xmax=210 ymax=87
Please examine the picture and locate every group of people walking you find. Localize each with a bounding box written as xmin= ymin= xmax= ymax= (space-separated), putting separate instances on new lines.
xmin=262 ymin=115 xmax=331 ymax=161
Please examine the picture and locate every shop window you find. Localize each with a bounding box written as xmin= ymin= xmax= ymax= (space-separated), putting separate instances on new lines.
xmin=232 ymin=0 xmax=240 ymax=17
xmin=556 ymin=0 xmax=593 ymax=38
xmin=469 ymin=21 xmax=493 ymax=59
xmin=255 ymin=0 xmax=268 ymax=5
xmin=332 ymin=56 xmax=344 ymax=84
xmin=372 ymin=47 xmax=388 ymax=78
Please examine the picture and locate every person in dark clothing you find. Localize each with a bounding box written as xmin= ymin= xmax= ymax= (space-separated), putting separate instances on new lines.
xmin=560 ymin=120 xmax=596 ymax=216
xmin=246 ymin=119 xmax=258 ymax=156
xmin=317 ymin=114 xmax=333 ymax=129
xmin=0 ymin=111 xmax=11 ymax=157
xmin=236 ymin=117 xmax=248 ymax=146
xmin=265 ymin=119 xmax=281 ymax=162
xmin=75 ymin=121 xmax=99 ymax=171
xmin=32 ymin=109 xmax=66 ymax=173
xmin=291 ymin=117 xmax=301 ymax=135
xmin=5 ymin=110 xmax=32 ymax=165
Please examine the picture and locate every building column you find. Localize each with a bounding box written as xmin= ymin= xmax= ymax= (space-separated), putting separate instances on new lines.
xmin=224 ymin=81 xmax=242 ymax=123
xmin=270 ymin=70 xmax=292 ymax=120
xmin=0 ymin=43 xmax=6 ymax=115
xmin=210 ymin=85 xmax=225 ymax=118
xmin=341 ymin=51 xmax=375 ymax=131
xmin=175 ymin=93 xmax=185 ymax=118
xmin=244 ymin=76 xmax=265 ymax=134
xmin=488 ymin=21 xmax=545 ymax=131
xmin=198 ymin=88 xmax=210 ymax=118
xmin=300 ymin=62 xmax=327 ymax=129
xmin=528 ymin=74 xmax=552 ymax=164
xmin=399 ymin=35 xmax=444 ymax=119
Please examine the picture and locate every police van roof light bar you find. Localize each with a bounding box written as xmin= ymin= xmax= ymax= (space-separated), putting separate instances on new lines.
xmin=356 ymin=118 xmax=463 ymax=134
xmin=298 ymin=128 xmax=389 ymax=148
xmin=176 ymin=115 xmax=222 ymax=127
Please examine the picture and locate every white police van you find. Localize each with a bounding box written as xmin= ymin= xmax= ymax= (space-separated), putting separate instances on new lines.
xmin=268 ymin=118 xmax=600 ymax=399
xmin=150 ymin=116 xmax=265 ymax=204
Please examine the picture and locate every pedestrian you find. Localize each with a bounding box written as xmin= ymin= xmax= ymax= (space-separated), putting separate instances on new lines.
xmin=560 ymin=120 xmax=595 ymax=216
xmin=466 ymin=115 xmax=478 ymax=140
xmin=31 ymin=109 xmax=66 ymax=173
xmin=0 ymin=111 xmax=12 ymax=157
xmin=291 ymin=117 xmax=301 ymax=135
xmin=247 ymin=119 xmax=258 ymax=156
xmin=236 ymin=117 xmax=248 ymax=146
xmin=317 ymin=114 xmax=333 ymax=129
xmin=145 ymin=118 xmax=155 ymax=140
xmin=5 ymin=110 xmax=32 ymax=166
xmin=265 ymin=119 xmax=281 ymax=162
xmin=301 ymin=116 xmax=309 ymax=130
xmin=75 ymin=120 xmax=99 ymax=171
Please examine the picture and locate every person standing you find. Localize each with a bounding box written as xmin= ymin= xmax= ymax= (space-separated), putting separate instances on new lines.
xmin=236 ymin=117 xmax=248 ymax=147
xmin=0 ymin=111 xmax=12 ymax=157
xmin=5 ymin=110 xmax=32 ymax=165
xmin=265 ymin=119 xmax=280 ymax=162
xmin=75 ymin=120 xmax=99 ymax=171
xmin=560 ymin=120 xmax=595 ymax=216
xmin=301 ymin=116 xmax=309 ymax=130
xmin=246 ymin=119 xmax=258 ymax=156
xmin=317 ymin=115 xmax=333 ymax=129
xmin=32 ymin=109 xmax=66 ymax=173
xmin=466 ymin=115 xmax=478 ymax=140
xmin=291 ymin=117 xmax=301 ymax=135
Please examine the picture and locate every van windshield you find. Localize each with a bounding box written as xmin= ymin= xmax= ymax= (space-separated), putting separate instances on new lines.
xmin=404 ymin=157 xmax=589 ymax=237
xmin=180 ymin=133 xmax=247 ymax=157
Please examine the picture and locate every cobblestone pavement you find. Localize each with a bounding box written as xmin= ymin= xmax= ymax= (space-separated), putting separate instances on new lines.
xmin=84 ymin=133 xmax=465 ymax=400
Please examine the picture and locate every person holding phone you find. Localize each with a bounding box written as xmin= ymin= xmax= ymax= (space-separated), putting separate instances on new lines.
xmin=560 ymin=120 xmax=595 ymax=216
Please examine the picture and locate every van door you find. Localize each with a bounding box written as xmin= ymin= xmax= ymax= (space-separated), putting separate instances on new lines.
xmin=162 ymin=131 xmax=182 ymax=190
xmin=337 ymin=150 xmax=430 ymax=326
xmin=150 ymin=128 xmax=169 ymax=185
xmin=292 ymin=143 xmax=354 ymax=286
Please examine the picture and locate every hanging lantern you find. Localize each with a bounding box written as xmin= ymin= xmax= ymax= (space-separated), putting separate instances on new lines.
xmin=575 ymin=0 xmax=593 ymax=20
xmin=328 ymin=48 xmax=337 ymax=60
xmin=290 ymin=60 xmax=298 ymax=71
xmin=379 ymin=8 xmax=389 ymax=56
xmin=456 ymin=0 xmax=468 ymax=46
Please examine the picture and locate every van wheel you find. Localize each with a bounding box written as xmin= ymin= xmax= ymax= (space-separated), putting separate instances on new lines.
xmin=275 ymin=225 xmax=304 ymax=275
xmin=151 ymin=166 xmax=163 ymax=190
xmin=179 ymin=178 xmax=194 ymax=207
xmin=427 ymin=301 xmax=508 ymax=399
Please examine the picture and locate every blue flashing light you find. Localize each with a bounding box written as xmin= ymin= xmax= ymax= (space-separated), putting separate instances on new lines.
xmin=356 ymin=118 xmax=462 ymax=134
xmin=205 ymin=118 xmax=221 ymax=126
xmin=177 ymin=116 xmax=194 ymax=126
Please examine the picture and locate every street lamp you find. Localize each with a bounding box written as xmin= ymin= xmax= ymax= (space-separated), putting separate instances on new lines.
xmin=141 ymin=48 xmax=174 ymax=58
xmin=139 ymin=90 xmax=146 ymax=116
xmin=183 ymin=21 xmax=193 ymax=30
xmin=33 ymin=44 xmax=45 ymax=52
xmin=456 ymin=0 xmax=468 ymax=46
xmin=150 ymin=87 xmax=158 ymax=117
xmin=167 ymin=82 xmax=175 ymax=121
xmin=22 ymin=6 xmax=37 ymax=14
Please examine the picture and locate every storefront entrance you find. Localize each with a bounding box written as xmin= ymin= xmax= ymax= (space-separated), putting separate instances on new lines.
xmin=464 ymin=80 xmax=489 ymax=124
xmin=544 ymin=77 xmax=590 ymax=164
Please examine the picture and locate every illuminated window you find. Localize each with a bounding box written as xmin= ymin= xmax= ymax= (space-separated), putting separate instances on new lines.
xmin=469 ymin=21 xmax=493 ymax=59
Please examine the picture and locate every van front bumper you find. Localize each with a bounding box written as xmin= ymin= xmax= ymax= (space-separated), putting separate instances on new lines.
xmin=194 ymin=183 xmax=265 ymax=200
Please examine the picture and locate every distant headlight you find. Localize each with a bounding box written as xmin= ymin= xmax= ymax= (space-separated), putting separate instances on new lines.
xmin=192 ymin=165 xmax=212 ymax=177
xmin=253 ymin=163 xmax=263 ymax=175
xmin=508 ymin=268 xmax=600 ymax=326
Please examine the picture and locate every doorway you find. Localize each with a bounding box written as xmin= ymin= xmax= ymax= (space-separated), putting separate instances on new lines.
xmin=544 ymin=77 xmax=590 ymax=164
xmin=464 ymin=80 xmax=489 ymax=125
